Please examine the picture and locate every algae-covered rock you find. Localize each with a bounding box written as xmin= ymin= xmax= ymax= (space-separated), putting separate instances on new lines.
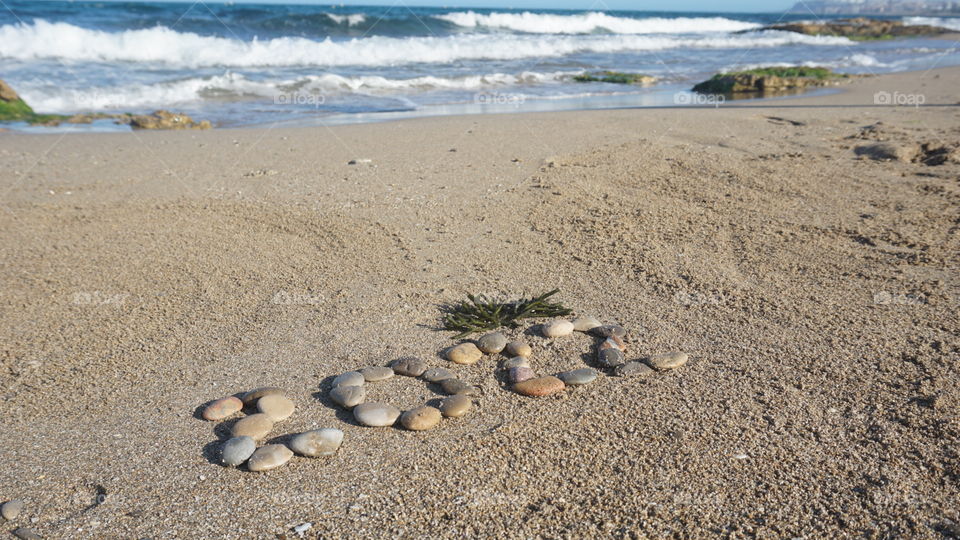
xmin=573 ymin=71 xmax=656 ymax=85
xmin=692 ymin=67 xmax=848 ymax=95
xmin=758 ymin=17 xmax=950 ymax=40
xmin=125 ymin=110 xmax=212 ymax=130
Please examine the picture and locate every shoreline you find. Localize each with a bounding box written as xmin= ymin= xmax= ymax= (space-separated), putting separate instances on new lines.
xmin=0 ymin=62 xmax=957 ymax=538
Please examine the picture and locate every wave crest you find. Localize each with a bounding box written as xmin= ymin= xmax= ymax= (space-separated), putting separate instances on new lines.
xmin=435 ymin=11 xmax=761 ymax=34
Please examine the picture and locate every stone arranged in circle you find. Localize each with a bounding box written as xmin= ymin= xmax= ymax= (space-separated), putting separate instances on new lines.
xmin=439 ymin=395 xmax=472 ymax=418
xmin=400 ymin=406 xmax=442 ymax=431
xmin=332 ymin=371 xmax=365 ymax=388
xmin=440 ymin=378 xmax=480 ymax=396
xmin=615 ymin=361 xmax=655 ymax=378
xmin=360 ymin=366 xmax=394 ymax=382
xmin=1 ymin=499 xmax=24 ymax=521
xmin=221 ymin=436 xmax=257 ymax=466
xmin=558 ymin=367 xmax=598 ymax=386
xmin=353 ymin=402 xmax=401 ymax=427
xmin=12 ymin=528 xmax=41 ymax=540
xmin=447 ymin=343 xmax=483 ymax=365
xmin=502 ymin=356 xmax=531 ymax=370
xmin=289 ymin=428 xmax=344 ymax=457
xmin=231 ymin=413 xmax=274 ymax=440
xmin=421 ymin=367 xmax=454 ymax=383
xmin=598 ymin=335 xmax=626 ymax=351
xmin=514 ymin=376 xmax=565 ymax=397
xmin=646 ymin=351 xmax=689 ymax=370
xmin=509 ymin=366 xmax=536 ymax=384
xmin=476 ymin=332 xmax=508 ymax=354
xmin=240 ymin=387 xmax=285 ymax=406
xmin=591 ymin=324 xmax=627 ymax=339
xmin=505 ymin=341 xmax=532 ymax=358
xmin=597 ymin=348 xmax=626 ymax=368
xmin=542 ymin=320 xmax=574 ymax=338
xmin=247 ymin=444 xmax=294 ymax=472
xmin=257 ymin=394 xmax=295 ymax=421
xmin=391 ymin=357 xmax=428 ymax=377
xmin=572 ymin=315 xmax=602 ymax=332
xmin=202 ymin=396 xmax=243 ymax=421
xmin=330 ymin=385 xmax=366 ymax=409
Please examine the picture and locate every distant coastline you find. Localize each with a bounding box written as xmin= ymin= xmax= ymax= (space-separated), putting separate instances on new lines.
xmin=790 ymin=1 xmax=960 ymax=16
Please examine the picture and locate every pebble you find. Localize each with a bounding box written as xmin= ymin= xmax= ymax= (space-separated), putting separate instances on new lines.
xmin=439 ymin=395 xmax=472 ymax=417
xmin=332 ymin=371 xmax=365 ymax=388
xmin=440 ymin=378 xmax=480 ymax=396
xmin=330 ymin=385 xmax=366 ymax=409
xmin=247 ymin=444 xmax=293 ymax=472
xmin=288 ymin=428 xmax=343 ymax=457
xmin=446 ymin=343 xmax=482 ymax=365
xmin=502 ymin=356 xmax=530 ymax=370
xmin=240 ymin=387 xmax=285 ymax=406
xmin=293 ymin=523 xmax=312 ymax=535
xmin=476 ymin=332 xmax=507 ymax=354
xmin=12 ymin=528 xmax=41 ymax=540
xmin=2 ymin=499 xmax=24 ymax=521
xmin=514 ymin=376 xmax=565 ymax=397
xmin=505 ymin=341 xmax=532 ymax=358
xmin=202 ymin=396 xmax=243 ymax=421
xmin=421 ymin=367 xmax=454 ymax=383
xmin=615 ymin=361 xmax=655 ymax=378
xmin=542 ymin=320 xmax=574 ymax=338
xmin=231 ymin=413 xmax=274 ymax=440
xmin=647 ymin=351 xmax=689 ymax=370
xmin=558 ymin=368 xmax=598 ymax=386
xmin=598 ymin=335 xmax=626 ymax=351
xmin=591 ymin=324 xmax=627 ymax=339
xmin=391 ymin=357 xmax=427 ymax=377
xmin=400 ymin=406 xmax=442 ymax=431
xmin=221 ymin=436 xmax=256 ymax=466
xmin=257 ymin=394 xmax=295 ymax=421
xmin=597 ymin=348 xmax=626 ymax=368
xmin=509 ymin=366 xmax=536 ymax=384
xmin=353 ymin=402 xmax=401 ymax=427
xmin=572 ymin=315 xmax=602 ymax=332
xmin=360 ymin=366 xmax=394 ymax=382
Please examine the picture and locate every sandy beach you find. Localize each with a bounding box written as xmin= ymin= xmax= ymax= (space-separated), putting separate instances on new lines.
xmin=1 ymin=66 xmax=958 ymax=538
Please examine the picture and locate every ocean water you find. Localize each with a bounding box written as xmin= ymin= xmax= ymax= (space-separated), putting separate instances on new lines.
xmin=1 ymin=1 xmax=958 ymax=129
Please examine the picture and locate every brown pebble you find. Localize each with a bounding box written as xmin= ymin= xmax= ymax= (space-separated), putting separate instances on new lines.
xmin=439 ymin=395 xmax=472 ymax=417
xmin=231 ymin=413 xmax=274 ymax=440
xmin=257 ymin=394 xmax=295 ymax=421
xmin=400 ymin=406 xmax=442 ymax=431
xmin=202 ymin=396 xmax=243 ymax=421
xmin=647 ymin=351 xmax=689 ymax=370
xmin=440 ymin=378 xmax=480 ymax=396
xmin=247 ymin=444 xmax=293 ymax=472
xmin=505 ymin=341 xmax=532 ymax=357
xmin=239 ymin=387 xmax=285 ymax=406
xmin=514 ymin=376 xmax=565 ymax=397
xmin=447 ymin=342 xmax=483 ymax=365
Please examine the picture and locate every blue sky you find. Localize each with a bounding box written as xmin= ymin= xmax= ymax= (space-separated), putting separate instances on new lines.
xmin=244 ymin=0 xmax=797 ymax=12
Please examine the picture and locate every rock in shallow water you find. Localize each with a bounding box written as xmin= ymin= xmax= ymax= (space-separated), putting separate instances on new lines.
xmin=289 ymin=428 xmax=343 ymax=457
xmin=476 ymin=332 xmax=507 ymax=354
xmin=505 ymin=341 xmax=532 ymax=358
xmin=353 ymin=402 xmax=401 ymax=427
xmin=440 ymin=378 xmax=480 ymax=396
xmin=257 ymin=394 xmax=295 ymax=421
xmin=447 ymin=343 xmax=482 ymax=365
xmin=202 ymin=396 xmax=243 ymax=421
xmin=615 ymin=361 xmax=654 ymax=378
xmin=502 ymin=356 xmax=531 ymax=370
xmin=572 ymin=315 xmax=602 ymax=332
xmin=247 ymin=444 xmax=293 ymax=472
xmin=391 ymin=357 xmax=427 ymax=377
xmin=421 ymin=367 xmax=454 ymax=383
xmin=542 ymin=320 xmax=574 ymax=338
xmin=231 ymin=413 xmax=274 ymax=440
xmin=514 ymin=376 xmax=565 ymax=397
xmin=647 ymin=351 xmax=689 ymax=370
xmin=598 ymin=348 xmax=625 ymax=368
xmin=400 ymin=406 xmax=442 ymax=431
xmin=240 ymin=387 xmax=285 ymax=406
xmin=221 ymin=436 xmax=256 ymax=466
xmin=332 ymin=371 xmax=365 ymax=388
xmin=360 ymin=366 xmax=394 ymax=382
xmin=1 ymin=499 xmax=24 ymax=521
xmin=330 ymin=385 xmax=365 ymax=409
xmin=509 ymin=366 xmax=536 ymax=384
xmin=439 ymin=394 xmax=472 ymax=417
xmin=558 ymin=368 xmax=597 ymax=386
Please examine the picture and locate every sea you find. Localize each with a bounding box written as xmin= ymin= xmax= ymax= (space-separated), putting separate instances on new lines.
xmin=1 ymin=1 xmax=959 ymax=130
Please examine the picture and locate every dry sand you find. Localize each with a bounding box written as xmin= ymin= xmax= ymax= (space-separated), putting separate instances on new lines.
xmin=0 ymin=67 xmax=958 ymax=539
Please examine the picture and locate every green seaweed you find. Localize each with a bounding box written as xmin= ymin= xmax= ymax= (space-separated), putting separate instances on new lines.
xmin=0 ymin=97 xmax=71 ymax=125
xmin=441 ymin=289 xmax=572 ymax=338
xmin=692 ymin=66 xmax=844 ymax=94
xmin=573 ymin=71 xmax=654 ymax=85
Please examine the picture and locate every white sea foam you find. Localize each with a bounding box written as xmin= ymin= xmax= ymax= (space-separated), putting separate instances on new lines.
xmin=326 ymin=13 xmax=367 ymax=26
xmin=0 ymin=21 xmax=850 ymax=68
xmin=903 ymin=16 xmax=960 ymax=31
xmin=435 ymin=11 xmax=761 ymax=34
